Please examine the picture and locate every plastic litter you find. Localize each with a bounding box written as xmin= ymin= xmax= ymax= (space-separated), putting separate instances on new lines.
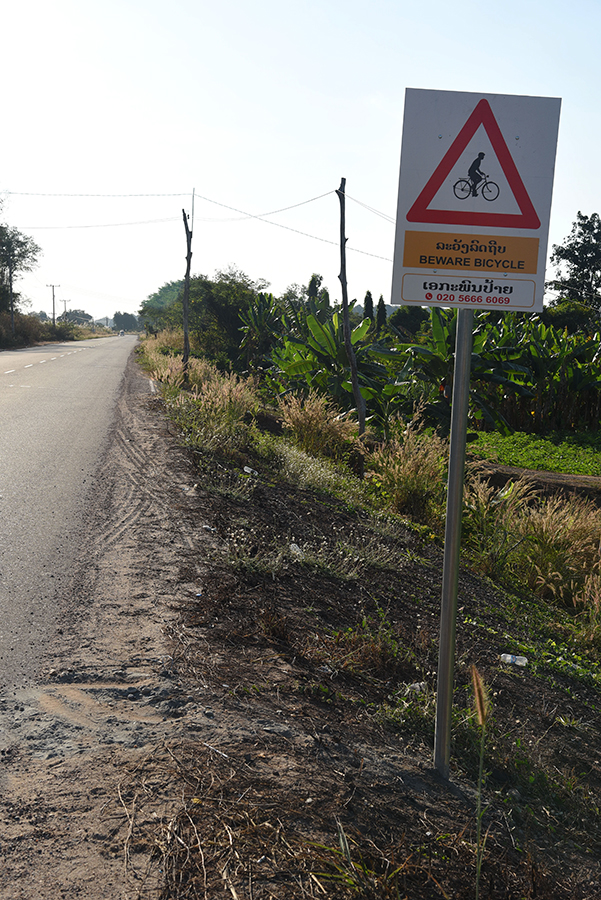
xmin=500 ymin=653 xmax=527 ymax=666
xmin=243 ymin=466 xmax=258 ymax=476
xmin=289 ymin=543 xmax=304 ymax=558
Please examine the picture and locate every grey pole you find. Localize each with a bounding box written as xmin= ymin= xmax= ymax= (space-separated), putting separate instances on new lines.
xmin=434 ymin=307 xmax=474 ymax=778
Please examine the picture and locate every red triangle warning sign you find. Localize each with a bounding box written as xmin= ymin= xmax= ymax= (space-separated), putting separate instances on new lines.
xmin=406 ymin=99 xmax=540 ymax=229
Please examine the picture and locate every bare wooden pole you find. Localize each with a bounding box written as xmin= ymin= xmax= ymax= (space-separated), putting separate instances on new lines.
xmin=8 ymin=257 xmax=14 ymax=337
xmin=182 ymin=209 xmax=192 ymax=380
xmin=336 ymin=178 xmax=366 ymax=438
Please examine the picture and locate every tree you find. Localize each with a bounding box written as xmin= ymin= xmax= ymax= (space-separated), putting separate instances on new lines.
xmin=0 ymin=225 xmax=41 ymax=333
xmin=376 ymin=294 xmax=387 ymax=332
xmin=307 ymin=273 xmax=322 ymax=301
xmin=363 ymin=290 xmax=374 ymax=322
xmin=307 ymin=273 xmax=330 ymax=307
xmin=113 ymin=311 xmax=140 ymax=331
xmin=550 ymin=212 xmax=601 ymax=309
xmin=59 ymin=309 xmax=92 ymax=325
xmin=540 ymin=298 xmax=597 ymax=335
xmin=388 ymin=304 xmax=429 ymax=339
xmin=139 ymin=280 xmax=183 ymax=333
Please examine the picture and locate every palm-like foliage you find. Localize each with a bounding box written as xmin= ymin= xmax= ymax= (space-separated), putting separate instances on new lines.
xmin=269 ymin=301 xmax=408 ymax=431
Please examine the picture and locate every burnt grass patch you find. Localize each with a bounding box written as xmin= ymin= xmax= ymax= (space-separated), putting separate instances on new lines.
xmin=134 ymin=446 xmax=601 ymax=899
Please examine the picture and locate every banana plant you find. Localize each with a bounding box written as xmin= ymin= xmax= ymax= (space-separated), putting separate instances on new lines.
xmin=391 ymin=308 xmax=534 ymax=434
xmin=270 ymin=307 xmax=405 ymax=420
xmin=239 ymin=292 xmax=283 ymax=371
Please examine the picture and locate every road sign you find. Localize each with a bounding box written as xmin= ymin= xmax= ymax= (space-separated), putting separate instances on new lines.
xmin=391 ymin=89 xmax=561 ymax=312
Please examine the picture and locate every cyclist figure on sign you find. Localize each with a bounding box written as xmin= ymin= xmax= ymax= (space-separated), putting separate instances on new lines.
xmin=468 ymin=152 xmax=486 ymax=196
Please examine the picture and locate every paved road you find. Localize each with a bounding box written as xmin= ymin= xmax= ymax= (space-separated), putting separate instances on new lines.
xmin=0 ymin=336 xmax=140 ymax=694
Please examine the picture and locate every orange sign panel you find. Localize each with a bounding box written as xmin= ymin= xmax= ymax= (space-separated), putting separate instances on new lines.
xmin=403 ymin=231 xmax=539 ymax=274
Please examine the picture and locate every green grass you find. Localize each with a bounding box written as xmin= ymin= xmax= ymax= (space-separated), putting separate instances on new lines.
xmin=470 ymin=430 xmax=601 ymax=476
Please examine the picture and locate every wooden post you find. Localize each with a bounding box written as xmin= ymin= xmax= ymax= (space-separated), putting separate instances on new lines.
xmin=8 ymin=256 xmax=14 ymax=337
xmin=336 ymin=178 xmax=366 ymax=439
xmin=182 ymin=209 xmax=192 ymax=381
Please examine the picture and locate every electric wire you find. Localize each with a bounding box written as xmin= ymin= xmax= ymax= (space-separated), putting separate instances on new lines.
xmin=193 ymin=191 xmax=392 ymax=261
xmin=20 ymin=216 xmax=181 ymax=230
xmin=346 ymin=193 xmax=396 ymax=224
xmin=3 ymin=188 xmax=393 ymax=260
xmin=3 ymin=191 xmax=189 ymax=197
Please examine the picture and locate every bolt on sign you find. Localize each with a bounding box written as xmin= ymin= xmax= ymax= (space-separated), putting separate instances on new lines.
xmin=391 ymin=89 xmax=561 ymax=312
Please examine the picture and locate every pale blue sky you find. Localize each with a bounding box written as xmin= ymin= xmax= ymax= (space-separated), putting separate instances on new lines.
xmin=1 ymin=0 xmax=597 ymax=320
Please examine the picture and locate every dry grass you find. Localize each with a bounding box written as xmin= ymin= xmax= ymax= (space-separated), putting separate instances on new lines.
xmin=516 ymin=494 xmax=601 ymax=607
xmin=143 ymin=331 xmax=227 ymax=393
xmin=462 ymin=471 xmax=539 ymax=579
xmin=368 ymin=417 xmax=447 ymax=524
xmin=167 ymin=373 xmax=259 ymax=457
xmin=278 ymin=392 xmax=358 ymax=460
xmin=121 ymin=744 xmax=473 ymax=900
xmin=462 ymin=467 xmax=601 ymax=614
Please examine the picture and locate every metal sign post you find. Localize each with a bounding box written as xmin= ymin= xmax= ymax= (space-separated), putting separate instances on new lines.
xmin=433 ymin=307 xmax=473 ymax=778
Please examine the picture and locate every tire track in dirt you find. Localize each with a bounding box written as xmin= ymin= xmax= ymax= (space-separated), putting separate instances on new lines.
xmin=0 ymin=352 xmax=220 ymax=899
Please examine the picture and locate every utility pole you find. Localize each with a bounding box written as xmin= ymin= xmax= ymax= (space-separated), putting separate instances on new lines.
xmin=47 ymin=284 xmax=60 ymax=326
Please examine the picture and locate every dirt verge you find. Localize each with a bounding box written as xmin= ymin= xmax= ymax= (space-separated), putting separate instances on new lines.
xmin=0 ymin=353 xmax=218 ymax=898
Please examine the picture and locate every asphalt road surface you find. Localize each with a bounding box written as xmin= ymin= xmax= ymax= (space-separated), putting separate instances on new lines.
xmin=0 ymin=336 xmax=140 ymax=694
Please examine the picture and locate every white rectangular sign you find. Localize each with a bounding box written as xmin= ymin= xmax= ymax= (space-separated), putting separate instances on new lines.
xmin=391 ymin=89 xmax=561 ymax=312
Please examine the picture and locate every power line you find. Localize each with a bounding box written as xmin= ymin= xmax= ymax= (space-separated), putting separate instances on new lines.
xmin=193 ymin=191 xmax=335 ymax=222
xmin=4 ymin=187 xmax=393 ymax=261
xmin=194 ymin=192 xmax=393 ymax=261
xmin=19 ymin=216 xmax=181 ymax=230
xmin=3 ymin=191 xmax=189 ymax=197
xmin=346 ymin=193 xmax=396 ymax=224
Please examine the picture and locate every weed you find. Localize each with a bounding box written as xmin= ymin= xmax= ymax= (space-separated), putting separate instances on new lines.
xmin=462 ymin=471 xmax=537 ymax=580
xmin=312 ymin=819 xmax=413 ymax=897
xmin=470 ymin=429 xmax=601 ymax=477
xmin=300 ymin=681 xmax=337 ymax=704
xmin=471 ymin=666 xmax=490 ymax=900
xmin=368 ymin=413 xmax=447 ymax=526
xmin=378 ymin=684 xmax=436 ymax=738
xmin=167 ymin=372 xmax=259 ymax=458
xmin=278 ymin=390 xmax=358 ymax=460
xmin=259 ymin=605 xmax=289 ymax=642
xmin=301 ymin=532 xmax=401 ymax=581
xmin=310 ymin=605 xmax=415 ymax=681
xmin=516 ymin=494 xmax=601 ymax=607
xmin=273 ymin=441 xmax=365 ymax=505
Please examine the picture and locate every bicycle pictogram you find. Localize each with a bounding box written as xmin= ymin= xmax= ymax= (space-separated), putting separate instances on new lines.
xmin=453 ymin=173 xmax=500 ymax=201
xmin=453 ymin=151 xmax=500 ymax=202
